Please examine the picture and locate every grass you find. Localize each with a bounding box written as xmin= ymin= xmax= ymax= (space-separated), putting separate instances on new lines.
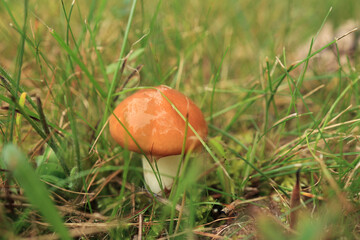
xmin=0 ymin=0 xmax=360 ymax=239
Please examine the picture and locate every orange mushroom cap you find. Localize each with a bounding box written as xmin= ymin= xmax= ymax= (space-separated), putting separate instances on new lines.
xmin=109 ymin=85 xmax=208 ymax=157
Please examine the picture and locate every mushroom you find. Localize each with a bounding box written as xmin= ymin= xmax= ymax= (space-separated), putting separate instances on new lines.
xmin=109 ymin=85 xmax=208 ymax=194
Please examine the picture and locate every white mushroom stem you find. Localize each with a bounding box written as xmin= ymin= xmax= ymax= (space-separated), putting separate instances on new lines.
xmin=142 ymin=155 xmax=182 ymax=194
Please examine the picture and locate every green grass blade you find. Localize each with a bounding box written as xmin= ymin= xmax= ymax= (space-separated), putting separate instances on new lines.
xmin=86 ymin=21 xmax=110 ymax=88
xmin=209 ymin=48 xmax=228 ymax=125
xmin=49 ymin=29 xmax=106 ymax=98
xmin=10 ymin=97 xmax=70 ymax=175
xmin=2 ymin=144 xmax=71 ymax=240
xmin=7 ymin=0 xmax=28 ymax=143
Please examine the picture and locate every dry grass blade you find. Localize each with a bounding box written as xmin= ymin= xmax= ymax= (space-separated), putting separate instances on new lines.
xmin=174 ymin=193 xmax=186 ymax=234
xmin=303 ymin=84 xmax=325 ymax=99
xmin=41 ymin=180 xmax=95 ymax=196
xmin=335 ymin=27 xmax=358 ymax=41
xmin=89 ymin=169 xmax=122 ymax=202
xmin=25 ymin=220 xmax=128 ymax=240
xmin=2 ymin=1 xmax=360 ymax=239
xmin=89 ymin=118 xmax=109 ymax=154
xmin=344 ymin=160 xmax=360 ymax=189
xmin=306 ymin=136 xmax=353 ymax=213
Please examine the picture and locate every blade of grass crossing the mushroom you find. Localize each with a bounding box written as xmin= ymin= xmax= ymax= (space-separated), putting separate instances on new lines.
xmin=109 ymin=86 xmax=199 ymax=196
xmin=100 ymin=0 xmax=138 ymax=139
xmin=2 ymin=144 xmax=72 ymax=240
xmin=110 ymin=111 xmax=165 ymax=200
xmin=168 ymin=113 xmax=189 ymax=235
xmin=158 ymin=89 xmax=234 ymax=188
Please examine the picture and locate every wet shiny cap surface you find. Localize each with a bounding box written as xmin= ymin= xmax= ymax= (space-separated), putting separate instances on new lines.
xmin=109 ymin=85 xmax=208 ymax=157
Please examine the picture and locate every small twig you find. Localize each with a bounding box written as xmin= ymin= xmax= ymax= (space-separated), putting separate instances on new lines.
xmin=113 ymin=64 xmax=144 ymax=102
xmin=88 ymin=169 xmax=122 ymax=202
xmin=89 ymin=118 xmax=109 ymax=154
xmin=119 ymin=50 xmax=132 ymax=79
xmin=138 ymin=213 xmax=143 ymax=240
xmin=41 ymin=179 xmax=95 ymax=196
